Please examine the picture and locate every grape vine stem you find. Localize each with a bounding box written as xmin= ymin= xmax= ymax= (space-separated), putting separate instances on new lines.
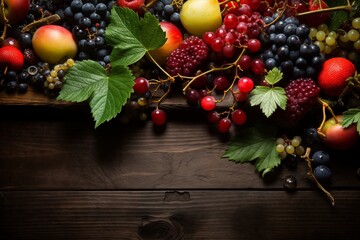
xmin=21 ymin=14 xmax=61 ymax=33
xmin=317 ymin=98 xmax=338 ymax=137
xmin=302 ymin=147 xmax=335 ymax=207
xmin=297 ymin=0 xmax=353 ymax=16
xmin=0 ymin=0 xmax=9 ymax=41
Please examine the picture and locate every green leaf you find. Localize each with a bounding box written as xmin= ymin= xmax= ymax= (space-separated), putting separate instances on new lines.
xmin=58 ymin=60 xmax=106 ymax=102
xmin=265 ymin=67 xmax=283 ymax=85
xmin=105 ymin=7 xmax=166 ymax=66
xmin=249 ymin=86 xmax=287 ymax=118
xmin=223 ymin=124 xmax=280 ymax=173
xmin=327 ymin=0 xmax=360 ymax=31
xmin=58 ymin=60 xmax=135 ymax=128
xmin=342 ymin=108 xmax=360 ymax=134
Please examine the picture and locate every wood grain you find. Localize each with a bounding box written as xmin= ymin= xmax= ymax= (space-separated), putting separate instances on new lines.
xmin=1 ymin=190 xmax=360 ymax=240
xmin=1 ymin=106 xmax=359 ymax=190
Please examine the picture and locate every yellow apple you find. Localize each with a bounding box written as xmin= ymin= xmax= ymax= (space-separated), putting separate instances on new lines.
xmin=180 ymin=0 xmax=222 ymax=37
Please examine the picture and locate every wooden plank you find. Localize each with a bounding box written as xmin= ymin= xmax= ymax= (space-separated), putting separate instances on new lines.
xmin=1 ymin=190 xmax=360 ymax=239
xmin=1 ymin=107 xmax=359 ymax=190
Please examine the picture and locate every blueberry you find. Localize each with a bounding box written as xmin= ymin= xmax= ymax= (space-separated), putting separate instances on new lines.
xmin=312 ymin=151 xmax=330 ymax=166
xmin=313 ymin=165 xmax=331 ymax=182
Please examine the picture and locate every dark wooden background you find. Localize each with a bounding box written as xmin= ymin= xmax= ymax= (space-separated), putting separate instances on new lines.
xmin=1 ymin=90 xmax=360 ymax=240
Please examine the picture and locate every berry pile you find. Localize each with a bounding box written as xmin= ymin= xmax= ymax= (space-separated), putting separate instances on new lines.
xmin=261 ymin=15 xmax=324 ymax=80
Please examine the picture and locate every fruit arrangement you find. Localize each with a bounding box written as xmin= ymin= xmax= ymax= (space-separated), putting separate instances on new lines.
xmin=1 ymin=0 xmax=360 ymax=205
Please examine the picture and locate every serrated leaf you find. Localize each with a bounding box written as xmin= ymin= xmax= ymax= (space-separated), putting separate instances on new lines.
xmin=265 ymin=67 xmax=283 ymax=85
xmin=105 ymin=7 xmax=166 ymax=66
xmin=58 ymin=60 xmax=135 ymax=128
xmin=58 ymin=60 xmax=106 ymax=102
xmin=342 ymin=108 xmax=360 ymax=134
xmin=249 ymin=86 xmax=287 ymax=118
xmin=223 ymin=125 xmax=280 ymax=173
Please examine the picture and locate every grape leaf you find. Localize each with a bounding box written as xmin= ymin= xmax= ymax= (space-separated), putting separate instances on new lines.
xmin=342 ymin=108 xmax=360 ymax=134
xmin=105 ymin=7 xmax=166 ymax=66
xmin=265 ymin=67 xmax=283 ymax=85
xmin=223 ymin=124 xmax=280 ymax=173
xmin=58 ymin=60 xmax=134 ymax=128
xmin=249 ymin=86 xmax=287 ymax=118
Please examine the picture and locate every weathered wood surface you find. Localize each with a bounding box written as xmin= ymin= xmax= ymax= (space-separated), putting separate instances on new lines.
xmin=1 ymin=93 xmax=360 ymax=239
xmin=1 ymin=191 xmax=360 ymax=240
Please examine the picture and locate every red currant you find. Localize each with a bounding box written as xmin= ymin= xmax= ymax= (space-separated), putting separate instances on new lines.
xmin=217 ymin=118 xmax=232 ymax=133
xmin=207 ymin=111 xmax=221 ymax=124
xmin=133 ymin=77 xmax=149 ymax=94
xmin=223 ymin=13 xmax=239 ymax=29
xmin=234 ymin=91 xmax=248 ymax=102
xmin=246 ymin=39 xmax=261 ymax=52
xmin=231 ymin=109 xmax=247 ymax=125
xmin=251 ymin=58 xmax=265 ymax=75
xmin=238 ymin=77 xmax=254 ymax=93
xmin=151 ymin=109 xmax=167 ymax=126
xmin=201 ymin=96 xmax=216 ymax=111
xmin=238 ymin=54 xmax=252 ymax=70
xmin=213 ymin=76 xmax=230 ymax=91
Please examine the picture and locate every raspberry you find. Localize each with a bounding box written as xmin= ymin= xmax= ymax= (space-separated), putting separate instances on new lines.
xmin=165 ymin=36 xmax=209 ymax=76
xmin=285 ymin=78 xmax=320 ymax=120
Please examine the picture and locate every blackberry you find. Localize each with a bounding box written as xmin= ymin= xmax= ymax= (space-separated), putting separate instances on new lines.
xmin=23 ymin=49 xmax=38 ymax=65
xmin=165 ymin=36 xmax=209 ymax=76
xmin=284 ymin=78 xmax=320 ymax=120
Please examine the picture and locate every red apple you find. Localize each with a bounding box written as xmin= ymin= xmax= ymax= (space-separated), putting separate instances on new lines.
xmin=320 ymin=115 xmax=359 ymax=150
xmin=0 ymin=0 xmax=30 ymax=25
xmin=117 ymin=0 xmax=145 ymax=12
xmin=32 ymin=25 xmax=78 ymax=65
xmin=148 ymin=21 xmax=183 ymax=65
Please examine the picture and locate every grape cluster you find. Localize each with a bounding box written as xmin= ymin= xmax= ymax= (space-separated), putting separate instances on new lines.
xmin=203 ymin=5 xmax=265 ymax=59
xmin=261 ymin=15 xmax=324 ymax=80
xmin=165 ymin=36 xmax=209 ymax=76
xmin=63 ymin=0 xmax=114 ymax=65
xmin=148 ymin=0 xmax=182 ymax=27
xmin=275 ymin=135 xmax=305 ymax=162
xmin=284 ymin=78 xmax=320 ymax=121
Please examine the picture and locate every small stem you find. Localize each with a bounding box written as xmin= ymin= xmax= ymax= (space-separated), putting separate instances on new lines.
xmin=317 ymin=98 xmax=338 ymax=136
xmin=21 ymin=14 xmax=61 ymax=33
xmin=302 ymin=148 xmax=335 ymax=207
xmin=297 ymin=4 xmax=352 ymax=17
xmin=146 ymin=52 xmax=175 ymax=83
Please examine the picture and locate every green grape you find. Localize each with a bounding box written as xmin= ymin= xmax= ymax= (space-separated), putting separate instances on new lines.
xmin=352 ymin=17 xmax=360 ymax=30
xmin=276 ymin=138 xmax=285 ymax=145
xmin=323 ymin=44 xmax=334 ymax=54
xmin=348 ymin=52 xmax=358 ymax=62
xmin=309 ymin=27 xmax=318 ymax=39
xmin=325 ymin=36 xmax=336 ymax=46
xmin=317 ymin=23 xmax=328 ymax=32
xmin=316 ymin=31 xmax=326 ymax=41
xmin=314 ymin=41 xmax=325 ymax=52
xmin=354 ymin=39 xmax=360 ymax=50
xmin=285 ymin=145 xmax=295 ymax=154
xmin=291 ymin=136 xmax=301 ymax=147
xmin=295 ymin=146 xmax=305 ymax=156
xmin=348 ymin=29 xmax=360 ymax=41
xmin=279 ymin=151 xmax=287 ymax=160
xmin=276 ymin=144 xmax=285 ymax=153
xmin=137 ymin=97 xmax=147 ymax=106
xmin=339 ymin=33 xmax=349 ymax=43
xmin=328 ymin=31 xmax=338 ymax=38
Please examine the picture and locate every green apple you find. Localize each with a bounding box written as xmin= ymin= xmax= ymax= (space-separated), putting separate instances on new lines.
xmin=320 ymin=115 xmax=359 ymax=150
xmin=32 ymin=25 xmax=78 ymax=65
xmin=180 ymin=0 xmax=222 ymax=37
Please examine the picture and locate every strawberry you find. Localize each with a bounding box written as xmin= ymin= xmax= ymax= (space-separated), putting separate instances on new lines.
xmin=317 ymin=57 xmax=356 ymax=97
xmin=0 ymin=46 xmax=25 ymax=72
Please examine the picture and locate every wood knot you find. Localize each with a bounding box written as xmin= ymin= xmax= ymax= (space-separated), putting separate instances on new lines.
xmin=138 ymin=216 xmax=184 ymax=240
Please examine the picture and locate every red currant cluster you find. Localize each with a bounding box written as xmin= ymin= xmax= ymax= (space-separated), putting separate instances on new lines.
xmin=203 ymin=6 xmax=265 ymax=59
